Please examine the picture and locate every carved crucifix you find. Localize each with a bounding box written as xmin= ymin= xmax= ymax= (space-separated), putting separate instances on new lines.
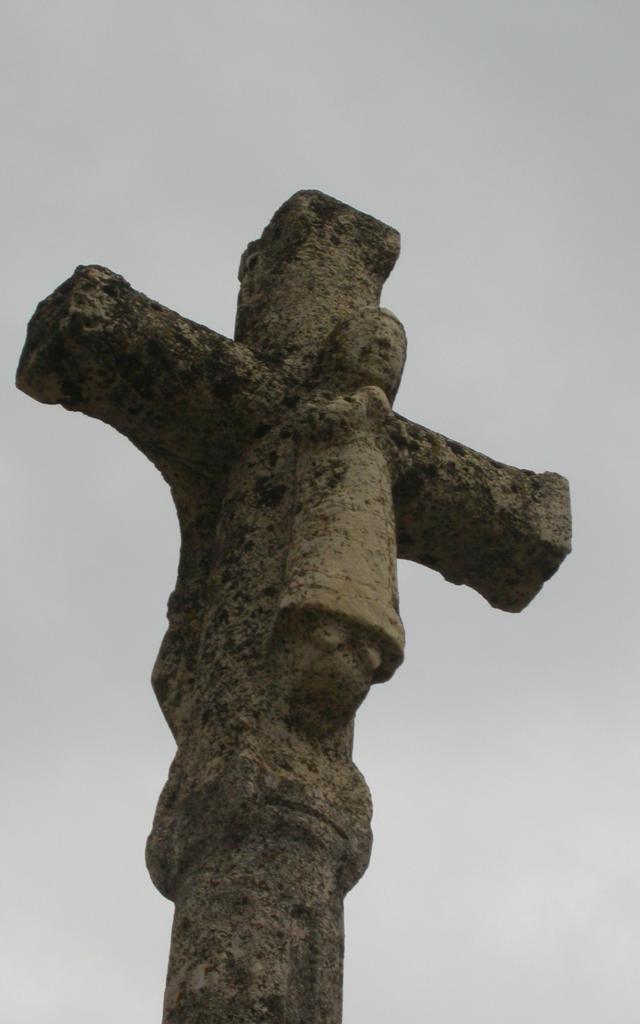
xmin=17 ymin=190 xmax=571 ymax=1024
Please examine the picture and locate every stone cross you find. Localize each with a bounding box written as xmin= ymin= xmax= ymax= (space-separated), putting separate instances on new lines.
xmin=17 ymin=191 xmax=571 ymax=1024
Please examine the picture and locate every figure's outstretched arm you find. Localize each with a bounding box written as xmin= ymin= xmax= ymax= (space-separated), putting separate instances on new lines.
xmin=390 ymin=414 xmax=571 ymax=612
xmin=17 ymin=264 xmax=281 ymax=478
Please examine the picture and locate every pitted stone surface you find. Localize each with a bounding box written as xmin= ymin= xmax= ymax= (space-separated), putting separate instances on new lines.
xmin=16 ymin=190 xmax=571 ymax=1024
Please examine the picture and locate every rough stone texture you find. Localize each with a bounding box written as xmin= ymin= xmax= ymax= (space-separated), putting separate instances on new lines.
xmin=16 ymin=190 xmax=571 ymax=1024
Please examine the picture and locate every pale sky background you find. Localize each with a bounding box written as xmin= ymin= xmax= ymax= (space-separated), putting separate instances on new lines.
xmin=2 ymin=2 xmax=639 ymax=1022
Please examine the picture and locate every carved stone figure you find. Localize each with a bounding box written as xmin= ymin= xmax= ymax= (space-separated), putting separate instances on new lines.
xmin=16 ymin=190 xmax=571 ymax=1024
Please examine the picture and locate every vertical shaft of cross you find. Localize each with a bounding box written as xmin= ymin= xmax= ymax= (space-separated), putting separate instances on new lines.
xmin=141 ymin=194 xmax=408 ymax=1020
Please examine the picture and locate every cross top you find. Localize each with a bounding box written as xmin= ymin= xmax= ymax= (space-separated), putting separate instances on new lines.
xmin=17 ymin=190 xmax=571 ymax=1024
xmin=235 ymin=189 xmax=400 ymax=374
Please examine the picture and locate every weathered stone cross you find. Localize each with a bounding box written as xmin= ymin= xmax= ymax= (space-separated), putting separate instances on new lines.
xmin=17 ymin=191 xmax=571 ymax=1024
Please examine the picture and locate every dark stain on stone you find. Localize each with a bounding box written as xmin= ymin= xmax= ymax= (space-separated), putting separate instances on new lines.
xmin=446 ymin=438 xmax=466 ymax=457
xmin=393 ymin=466 xmax=423 ymax=501
xmin=255 ymin=476 xmax=287 ymax=507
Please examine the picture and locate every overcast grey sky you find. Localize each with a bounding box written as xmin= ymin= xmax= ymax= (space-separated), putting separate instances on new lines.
xmin=2 ymin=2 xmax=638 ymax=1021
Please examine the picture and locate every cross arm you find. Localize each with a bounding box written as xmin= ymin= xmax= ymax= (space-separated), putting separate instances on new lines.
xmin=389 ymin=414 xmax=571 ymax=612
xmin=16 ymin=265 xmax=280 ymax=477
